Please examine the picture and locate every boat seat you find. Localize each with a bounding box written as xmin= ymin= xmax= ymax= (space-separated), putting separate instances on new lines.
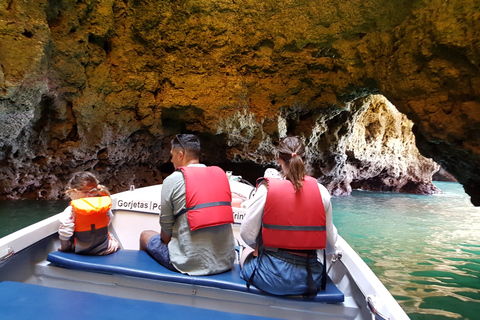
xmin=47 ymin=250 xmax=344 ymax=303
xmin=0 ymin=281 xmax=274 ymax=320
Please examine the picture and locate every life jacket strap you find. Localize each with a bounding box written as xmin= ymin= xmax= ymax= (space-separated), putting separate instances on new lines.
xmin=262 ymin=224 xmax=326 ymax=231
xmin=303 ymin=255 xmax=318 ymax=300
xmin=321 ymin=249 xmax=327 ymax=290
xmin=176 ymin=201 xmax=232 ymax=217
xmin=303 ymin=249 xmax=327 ymax=299
xmin=246 ymin=252 xmax=260 ymax=290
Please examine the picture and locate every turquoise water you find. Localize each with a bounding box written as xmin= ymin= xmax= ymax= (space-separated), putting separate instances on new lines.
xmin=0 ymin=200 xmax=68 ymax=238
xmin=332 ymin=182 xmax=480 ymax=320
xmin=1 ymin=182 xmax=479 ymax=319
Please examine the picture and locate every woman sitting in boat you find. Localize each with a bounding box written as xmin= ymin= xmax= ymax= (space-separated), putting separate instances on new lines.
xmin=58 ymin=172 xmax=120 ymax=255
xmin=239 ymin=136 xmax=338 ymax=297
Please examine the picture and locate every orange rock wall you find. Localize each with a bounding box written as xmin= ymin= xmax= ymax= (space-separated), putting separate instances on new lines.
xmin=0 ymin=0 xmax=478 ymax=204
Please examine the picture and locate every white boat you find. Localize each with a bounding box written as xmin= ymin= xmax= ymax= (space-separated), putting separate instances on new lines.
xmin=0 ymin=174 xmax=409 ymax=320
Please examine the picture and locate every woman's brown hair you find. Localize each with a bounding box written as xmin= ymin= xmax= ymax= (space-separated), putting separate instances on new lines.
xmin=277 ymin=136 xmax=306 ymax=192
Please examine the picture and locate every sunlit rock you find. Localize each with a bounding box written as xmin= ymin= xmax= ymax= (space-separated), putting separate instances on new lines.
xmin=342 ymin=95 xmax=440 ymax=195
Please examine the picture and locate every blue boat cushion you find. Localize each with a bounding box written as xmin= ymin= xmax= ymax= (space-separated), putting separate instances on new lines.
xmin=0 ymin=281 xmax=274 ymax=320
xmin=47 ymin=250 xmax=344 ymax=303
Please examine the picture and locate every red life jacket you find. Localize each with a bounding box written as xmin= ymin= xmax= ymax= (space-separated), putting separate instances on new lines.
xmin=261 ymin=176 xmax=327 ymax=250
xmin=71 ymin=196 xmax=111 ymax=254
xmin=177 ymin=166 xmax=234 ymax=231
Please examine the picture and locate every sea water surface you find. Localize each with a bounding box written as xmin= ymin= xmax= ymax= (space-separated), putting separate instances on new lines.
xmin=332 ymin=182 xmax=480 ymax=320
xmin=1 ymin=181 xmax=479 ymax=319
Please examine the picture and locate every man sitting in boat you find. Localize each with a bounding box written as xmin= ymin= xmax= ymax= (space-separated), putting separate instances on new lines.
xmin=58 ymin=172 xmax=120 ymax=255
xmin=140 ymin=134 xmax=236 ymax=275
xmin=239 ymin=136 xmax=338 ymax=297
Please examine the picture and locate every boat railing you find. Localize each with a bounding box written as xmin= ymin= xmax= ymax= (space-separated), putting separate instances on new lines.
xmin=0 ymin=246 xmax=14 ymax=262
xmin=0 ymin=214 xmax=60 ymax=263
xmin=367 ymin=294 xmax=391 ymax=320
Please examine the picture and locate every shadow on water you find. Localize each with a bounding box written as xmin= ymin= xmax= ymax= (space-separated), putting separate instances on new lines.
xmin=216 ymin=161 xmax=272 ymax=186
xmin=158 ymin=160 xmax=270 ymax=187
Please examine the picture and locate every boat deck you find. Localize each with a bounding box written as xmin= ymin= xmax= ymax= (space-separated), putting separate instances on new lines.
xmin=34 ymin=248 xmax=358 ymax=319
xmin=0 ymin=281 xmax=275 ymax=320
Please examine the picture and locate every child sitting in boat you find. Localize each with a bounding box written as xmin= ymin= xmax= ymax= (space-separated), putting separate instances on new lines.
xmin=58 ymin=172 xmax=120 ymax=255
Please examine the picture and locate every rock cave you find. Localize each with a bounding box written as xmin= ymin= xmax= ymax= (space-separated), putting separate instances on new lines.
xmin=0 ymin=0 xmax=478 ymax=206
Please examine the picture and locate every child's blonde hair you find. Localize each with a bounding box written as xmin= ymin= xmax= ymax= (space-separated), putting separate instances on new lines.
xmin=65 ymin=172 xmax=110 ymax=197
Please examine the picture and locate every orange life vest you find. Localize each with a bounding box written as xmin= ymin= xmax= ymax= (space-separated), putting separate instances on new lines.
xmin=177 ymin=166 xmax=234 ymax=231
xmin=71 ymin=196 xmax=112 ymax=254
xmin=261 ymin=176 xmax=327 ymax=250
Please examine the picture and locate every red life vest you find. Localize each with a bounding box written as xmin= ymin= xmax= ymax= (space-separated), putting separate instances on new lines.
xmin=71 ymin=196 xmax=111 ymax=254
xmin=261 ymin=176 xmax=327 ymax=250
xmin=177 ymin=166 xmax=234 ymax=231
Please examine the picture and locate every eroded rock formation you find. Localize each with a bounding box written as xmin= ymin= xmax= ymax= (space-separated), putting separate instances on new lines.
xmin=0 ymin=0 xmax=478 ymax=205
xmin=343 ymin=95 xmax=440 ymax=195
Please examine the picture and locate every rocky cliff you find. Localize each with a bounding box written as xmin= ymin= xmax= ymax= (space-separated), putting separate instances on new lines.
xmin=0 ymin=0 xmax=478 ymax=205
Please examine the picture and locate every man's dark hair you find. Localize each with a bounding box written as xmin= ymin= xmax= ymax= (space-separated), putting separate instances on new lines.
xmin=171 ymin=134 xmax=201 ymax=159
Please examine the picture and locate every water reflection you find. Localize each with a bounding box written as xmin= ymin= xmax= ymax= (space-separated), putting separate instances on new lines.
xmin=332 ymin=182 xmax=480 ymax=319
